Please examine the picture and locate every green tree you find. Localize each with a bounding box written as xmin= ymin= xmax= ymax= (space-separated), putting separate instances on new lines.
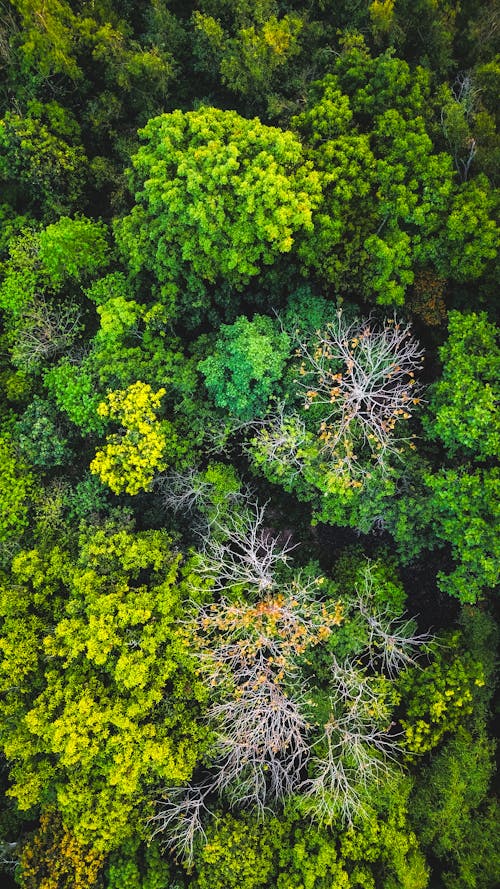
xmin=293 ymin=37 xmax=498 ymax=305
xmin=0 ymin=101 xmax=87 ymax=217
xmin=199 ymin=314 xmax=290 ymax=420
xmin=0 ymin=431 xmax=34 ymax=564
xmin=410 ymin=728 xmax=495 ymax=857
xmin=399 ymin=633 xmax=486 ymax=755
xmin=424 ymin=466 xmax=499 ymax=602
xmin=192 ymin=813 xmax=282 ymax=889
xmin=0 ymin=528 xmax=207 ymax=853
xmin=115 ymin=106 xmax=321 ymax=322
xmin=193 ymin=6 xmax=303 ymax=106
xmin=425 ymin=310 xmax=500 ymax=459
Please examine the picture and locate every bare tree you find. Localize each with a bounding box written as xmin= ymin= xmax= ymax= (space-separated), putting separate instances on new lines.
xmin=303 ymin=659 xmax=401 ymax=825
xmin=193 ymin=573 xmax=343 ymax=685
xmin=356 ymin=564 xmax=432 ymax=678
xmin=154 ymin=467 xmax=215 ymax=516
xmin=157 ymin=517 xmax=430 ymax=853
xmin=12 ymin=296 xmax=81 ymax=369
xmin=194 ymin=501 xmax=296 ymax=594
xmin=294 ymin=312 xmax=424 ymax=476
xmin=149 ymin=785 xmax=211 ymax=866
xmin=188 ymin=571 xmax=344 ymax=814
xmin=242 ymin=403 xmax=310 ymax=480
xmin=210 ymin=676 xmax=311 ymax=813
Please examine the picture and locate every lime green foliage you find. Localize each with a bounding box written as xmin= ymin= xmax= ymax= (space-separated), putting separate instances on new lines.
xmin=437 ymin=176 xmax=499 ymax=280
xmin=410 ymin=715 xmax=500 ymax=889
xmin=193 ymin=814 xmax=283 ymax=889
xmin=337 ymin=785 xmax=429 ymax=889
xmin=11 ymin=0 xmax=83 ymax=80
xmin=10 ymin=0 xmax=176 ymax=127
xmin=199 ymin=314 xmax=290 ymax=419
xmin=44 ymin=359 xmax=106 ymax=434
xmin=0 ymin=431 xmax=33 ymax=560
xmin=441 ymin=799 xmax=500 ymax=889
xmin=38 ymin=216 xmax=110 ymax=285
xmin=0 ymin=528 xmax=207 ymax=853
xmin=425 ymin=311 xmax=500 ymax=459
xmin=0 ymin=101 xmax=87 ymax=216
xmin=276 ymin=823 xmax=350 ymax=888
xmin=115 ymin=106 xmax=321 ymax=320
xmin=90 ymin=381 xmax=183 ymax=495
xmin=0 ymin=218 xmax=109 ymax=319
xmin=279 ymin=778 xmax=428 ymax=889
xmin=0 ymin=229 xmax=46 ymax=320
xmin=85 ymin=273 xmax=200 ymax=407
xmin=399 ymin=634 xmax=486 ymax=754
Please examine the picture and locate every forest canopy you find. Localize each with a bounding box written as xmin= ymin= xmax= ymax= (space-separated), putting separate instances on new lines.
xmin=0 ymin=2 xmax=498 ymax=888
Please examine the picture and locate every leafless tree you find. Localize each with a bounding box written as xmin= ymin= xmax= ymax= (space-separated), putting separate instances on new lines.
xmin=294 ymin=312 xmax=424 ymax=476
xmin=12 ymin=296 xmax=81 ymax=369
xmin=154 ymin=467 xmax=249 ymax=522
xmin=355 ymin=564 xmax=432 ymax=678
xmin=210 ymin=676 xmax=311 ymax=813
xmin=187 ymin=570 xmax=344 ymax=815
xmin=154 ymin=468 xmax=215 ymax=516
xmin=302 ymin=658 xmax=401 ymax=824
xmin=193 ymin=572 xmax=343 ymax=685
xmin=0 ymin=840 xmax=18 ymax=872
xmin=159 ymin=520 xmax=430 ymax=850
xmin=242 ymin=403 xmax=310 ymax=480
xmin=149 ymin=784 xmax=211 ymax=866
xmin=194 ymin=501 xmax=296 ymax=594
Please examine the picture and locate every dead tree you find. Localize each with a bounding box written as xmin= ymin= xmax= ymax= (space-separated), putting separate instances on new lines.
xmin=294 ymin=312 xmax=424 ymax=476
xmin=12 ymin=297 xmax=81 ymax=369
xmin=302 ymin=658 xmax=401 ymax=824
xmin=356 ymin=563 xmax=432 ymax=678
xmin=149 ymin=785 xmax=210 ymax=866
xmin=194 ymin=501 xmax=296 ymax=594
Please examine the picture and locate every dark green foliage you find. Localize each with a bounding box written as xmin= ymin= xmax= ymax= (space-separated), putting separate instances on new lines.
xmin=17 ymin=397 xmax=71 ymax=468
xmin=0 ymin=102 xmax=88 ymax=217
xmin=293 ymin=37 xmax=498 ymax=305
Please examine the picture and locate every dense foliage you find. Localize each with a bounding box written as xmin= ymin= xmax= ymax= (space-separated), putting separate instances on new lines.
xmin=0 ymin=2 xmax=498 ymax=888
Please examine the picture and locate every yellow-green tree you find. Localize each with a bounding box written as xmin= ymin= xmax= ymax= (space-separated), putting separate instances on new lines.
xmin=90 ymin=381 xmax=174 ymax=495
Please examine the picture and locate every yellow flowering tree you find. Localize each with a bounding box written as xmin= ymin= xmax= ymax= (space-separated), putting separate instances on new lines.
xmin=90 ymin=381 xmax=173 ymax=495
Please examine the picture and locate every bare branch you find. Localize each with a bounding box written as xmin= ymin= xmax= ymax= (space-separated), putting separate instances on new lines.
xmin=294 ymin=312 xmax=424 ymax=477
xmin=243 ymin=403 xmax=311 ymax=480
xmin=149 ymin=785 xmax=211 ymax=866
xmin=355 ymin=565 xmax=433 ymax=677
xmin=302 ymin=659 xmax=401 ymax=825
xmin=210 ymin=676 xmax=311 ymax=813
xmin=154 ymin=468 xmax=215 ymax=516
xmin=12 ymin=296 xmax=81 ymax=369
xmin=194 ymin=501 xmax=296 ymax=594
